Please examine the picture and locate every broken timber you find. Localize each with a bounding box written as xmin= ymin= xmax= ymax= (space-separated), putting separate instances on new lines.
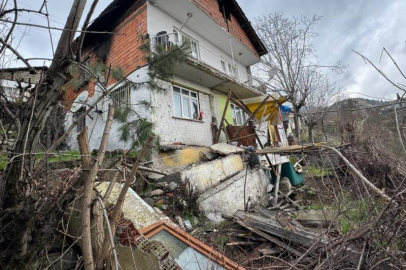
xmin=234 ymin=211 xmax=329 ymax=248
xmin=232 ymin=95 xmax=271 ymax=138
xmin=230 ymin=92 xmax=273 ymax=168
xmin=214 ymin=89 xmax=232 ymax=144
xmin=256 ymin=144 xmax=322 ymax=155
xmin=234 ymin=210 xmax=363 ymax=265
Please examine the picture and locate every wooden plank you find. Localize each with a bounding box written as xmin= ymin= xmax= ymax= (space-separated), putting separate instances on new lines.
xmin=279 ymin=191 xmax=301 ymax=209
xmin=253 ymin=205 xmax=278 ymax=219
xmin=273 ymin=163 xmax=282 ymax=206
xmin=234 ymin=218 xmax=303 ymax=257
xmin=234 ymin=211 xmax=329 ymax=248
xmin=231 ymin=93 xmax=273 ymax=167
xmin=214 ymin=89 xmax=232 ymax=144
xmin=226 ymin=241 xmax=259 ymax=246
xmin=256 ymin=145 xmax=321 ymax=155
xmin=276 ymin=214 xmax=295 ymax=232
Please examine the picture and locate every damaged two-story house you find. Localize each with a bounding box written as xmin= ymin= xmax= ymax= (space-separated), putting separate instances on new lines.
xmin=63 ymin=0 xmax=295 ymax=223
xmin=64 ymin=0 xmax=288 ymax=152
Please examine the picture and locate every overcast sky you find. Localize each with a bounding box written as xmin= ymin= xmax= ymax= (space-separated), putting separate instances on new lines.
xmin=7 ymin=0 xmax=406 ymax=100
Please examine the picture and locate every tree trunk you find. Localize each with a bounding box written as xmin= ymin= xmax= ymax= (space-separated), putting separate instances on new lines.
xmin=321 ymin=119 xmax=328 ymax=142
xmin=1 ymin=0 xmax=87 ymax=208
xmin=308 ymin=125 xmax=314 ymax=143
xmin=293 ymin=108 xmax=300 ymax=139
xmin=0 ymin=0 xmax=88 ymax=266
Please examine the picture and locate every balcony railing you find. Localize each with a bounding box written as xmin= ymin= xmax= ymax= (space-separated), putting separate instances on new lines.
xmin=152 ymin=32 xmax=266 ymax=93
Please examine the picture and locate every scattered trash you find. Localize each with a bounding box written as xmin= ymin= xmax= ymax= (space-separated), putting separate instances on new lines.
xmin=150 ymin=189 xmax=164 ymax=196
xmin=184 ymin=219 xmax=193 ymax=231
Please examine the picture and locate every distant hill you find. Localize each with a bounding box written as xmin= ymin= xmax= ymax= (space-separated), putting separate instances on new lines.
xmin=331 ymin=97 xmax=393 ymax=110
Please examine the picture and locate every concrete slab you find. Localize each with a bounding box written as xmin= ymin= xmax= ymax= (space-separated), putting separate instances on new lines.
xmin=181 ymin=154 xmax=244 ymax=192
xmin=199 ymin=168 xmax=269 ymax=223
xmin=96 ymin=182 xmax=170 ymax=230
xmin=209 ymin=143 xmax=245 ymax=155
xmin=295 ymin=209 xmax=337 ymax=222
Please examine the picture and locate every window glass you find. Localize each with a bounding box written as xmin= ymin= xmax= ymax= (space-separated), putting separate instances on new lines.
xmin=231 ymin=104 xmax=236 ymax=123
xmin=236 ymin=110 xmax=242 ymax=125
xmin=191 ymin=41 xmax=199 ymax=59
xmin=151 ymin=230 xmax=225 ymax=270
xmin=242 ymin=110 xmax=247 ymax=123
xmin=221 ymin=60 xmax=227 ymax=73
xmin=173 ymin=86 xmax=199 ymax=119
xmin=182 ymin=96 xmax=191 ymax=118
xmin=173 ymin=94 xmax=182 ymax=117
xmin=191 ymin=99 xmax=199 ymax=119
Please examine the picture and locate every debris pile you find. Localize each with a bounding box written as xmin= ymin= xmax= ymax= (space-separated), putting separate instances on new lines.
xmin=224 ymin=204 xmax=364 ymax=268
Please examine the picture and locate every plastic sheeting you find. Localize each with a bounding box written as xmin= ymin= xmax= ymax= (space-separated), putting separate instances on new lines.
xmin=241 ymin=95 xmax=288 ymax=125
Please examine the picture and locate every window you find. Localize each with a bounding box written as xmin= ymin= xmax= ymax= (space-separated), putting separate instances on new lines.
xmin=228 ymin=63 xmax=238 ymax=79
xmin=109 ymin=84 xmax=131 ymax=109
xmin=231 ymin=103 xmax=247 ymax=125
xmin=173 ymin=29 xmax=200 ymax=59
xmin=220 ymin=59 xmax=227 ymax=73
xmin=173 ymin=86 xmax=200 ymax=120
xmin=141 ymin=221 xmax=238 ymax=270
xmin=74 ymin=106 xmax=86 ymax=133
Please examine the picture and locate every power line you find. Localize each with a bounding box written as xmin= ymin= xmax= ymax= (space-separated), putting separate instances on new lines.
xmin=5 ymin=1 xmax=67 ymax=26
xmin=0 ymin=18 xmax=123 ymax=35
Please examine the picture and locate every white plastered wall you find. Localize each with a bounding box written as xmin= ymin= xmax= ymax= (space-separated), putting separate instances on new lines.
xmin=150 ymin=78 xmax=213 ymax=146
xmin=65 ymin=67 xmax=151 ymax=151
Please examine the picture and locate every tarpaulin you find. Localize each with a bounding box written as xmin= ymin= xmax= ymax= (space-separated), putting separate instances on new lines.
xmin=241 ymin=95 xmax=288 ymax=125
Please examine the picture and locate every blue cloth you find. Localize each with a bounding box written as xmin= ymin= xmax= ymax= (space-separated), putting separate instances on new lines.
xmin=280 ymin=105 xmax=292 ymax=113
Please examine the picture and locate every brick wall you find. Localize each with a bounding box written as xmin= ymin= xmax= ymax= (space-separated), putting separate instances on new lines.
xmin=65 ymin=1 xmax=147 ymax=109
xmin=191 ymin=0 xmax=258 ymax=56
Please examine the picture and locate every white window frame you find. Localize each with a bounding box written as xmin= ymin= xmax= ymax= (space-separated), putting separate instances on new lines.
xmin=228 ymin=63 xmax=239 ymax=79
xmin=220 ymin=59 xmax=227 ymax=74
xmin=173 ymin=86 xmax=200 ymax=120
xmin=173 ymin=28 xmax=200 ymax=59
xmin=231 ymin=103 xmax=247 ymax=125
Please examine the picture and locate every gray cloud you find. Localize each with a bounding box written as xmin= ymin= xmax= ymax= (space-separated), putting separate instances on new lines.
xmin=8 ymin=0 xmax=406 ymax=100
xmin=239 ymin=0 xmax=406 ymax=100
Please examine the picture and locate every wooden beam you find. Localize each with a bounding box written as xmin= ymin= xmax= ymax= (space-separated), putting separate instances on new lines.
xmin=234 ymin=211 xmax=328 ymax=248
xmin=231 ymin=93 xmax=274 ymax=168
xmin=214 ymin=89 xmax=232 ymax=144
xmin=234 ymin=217 xmax=303 ymax=257
xmin=273 ymin=163 xmax=282 ymax=206
xmin=233 ymin=95 xmax=271 ymax=138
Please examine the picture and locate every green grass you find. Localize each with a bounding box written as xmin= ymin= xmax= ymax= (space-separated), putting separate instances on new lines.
xmin=0 ymin=156 xmax=9 ymax=170
xmin=126 ymin=151 xmax=139 ymax=158
xmin=212 ymin=234 xmax=229 ymax=248
xmin=337 ymin=193 xmax=384 ymax=235
xmin=308 ymin=203 xmax=325 ymax=210
xmin=305 ymin=165 xmax=333 ymax=177
xmin=0 ymin=150 xmax=82 ymax=171
xmin=36 ymin=150 xmax=81 ymax=163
